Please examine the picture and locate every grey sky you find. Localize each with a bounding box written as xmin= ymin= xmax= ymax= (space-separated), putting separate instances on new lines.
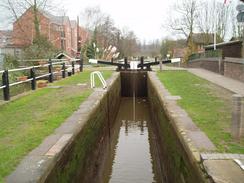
xmin=59 ymin=0 xmax=239 ymax=41
xmin=60 ymin=0 xmax=174 ymax=42
xmin=0 ymin=0 xmax=240 ymax=42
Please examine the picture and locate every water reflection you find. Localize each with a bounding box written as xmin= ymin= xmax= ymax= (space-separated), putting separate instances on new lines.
xmin=106 ymin=98 xmax=157 ymax=183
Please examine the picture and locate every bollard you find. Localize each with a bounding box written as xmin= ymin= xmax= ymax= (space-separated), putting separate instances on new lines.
xmin=30 ymin=68 xmax=36 ymax=90
xmin=231 ymin=94 xmax=244 ymax=140
xmin=2 ymin=70 xmax=10 ymax=101
xmin=124 ymin=57 xmax=128 ymax=70
xmin=48 ymin=59 xmax=53 ymax=83
xmin=140 ymin=56 xmax=144 ymax=70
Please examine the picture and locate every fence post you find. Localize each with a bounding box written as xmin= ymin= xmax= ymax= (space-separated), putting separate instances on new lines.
xmin=48 ymin=58 xmax=53 ymax=83
xmin=2 ymin=70 xmax=10 ymax=101
xmin=124 ymin=57 xmax=128 ymax=70
xmin=79 ymin=56 xmax=83 ymax=72
xmin=72 ymin=61 xmax=75 ymax=75
xmin=30 ymin=67 xmax=36 ymax=90
xmin=140 ymin=56 xmax=144 ymax=70
xmin=62 ymin=62 xmax=66 ymax=78
xmin=232 ymin=94 xmax=244 ymax=140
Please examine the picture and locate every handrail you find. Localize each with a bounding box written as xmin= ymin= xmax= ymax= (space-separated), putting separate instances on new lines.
xmin=0 ymin=85 xmax=6 ymax=89
xmin=90 ymin=71 xmax=107 ymax=89
xmin=35 ymin=73 xmax=51 ymax=79
xmin=9 ymin=78 xmax=33 ymax=87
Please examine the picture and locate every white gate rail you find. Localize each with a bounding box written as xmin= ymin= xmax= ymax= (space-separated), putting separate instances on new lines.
xmin=90 ymin=71 xmax=107 ymax=89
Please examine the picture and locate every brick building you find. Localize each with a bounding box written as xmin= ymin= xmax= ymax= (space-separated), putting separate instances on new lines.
xmin=12 ymin=7 xmax=88 ymax=57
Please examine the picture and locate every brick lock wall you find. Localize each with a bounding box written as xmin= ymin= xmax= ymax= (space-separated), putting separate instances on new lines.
xmin=188 ymin=60 xmax=202 ymax=68
xmin=201 ymin=60 xmax=219 ymax=73
xmin=224 ymin=61 xmax=244 ymax=82
xmin=189 ymin=58 xmax=244 ymax=83
xmin=188 ymin=59 xmax=220 ymax=74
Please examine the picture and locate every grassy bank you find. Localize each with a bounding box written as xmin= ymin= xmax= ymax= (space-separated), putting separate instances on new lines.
xmin=0 ymin=70 xmax=113 ymax=181
xmin=157 ymin=70 xmax=244 ymax=154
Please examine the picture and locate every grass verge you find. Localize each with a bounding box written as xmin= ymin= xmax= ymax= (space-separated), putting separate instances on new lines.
xmin=157 ymin=70 xmax=244 ymax=153
xmin=0 ymin=70 xmax=112 ymax=182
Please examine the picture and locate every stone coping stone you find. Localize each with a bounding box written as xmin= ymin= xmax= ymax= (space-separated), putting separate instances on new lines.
xmin=203 ymin=160 xmax=244 ymax=183
xmin=6 ymin=72 xmax=120 ymax=183
xmin=189 ymin=57 xmax=221 ymax=62
xmin=201 ymin=153 xmax=244 ymax=160
xmin=225 ymin=57 xmax=244 ymax=65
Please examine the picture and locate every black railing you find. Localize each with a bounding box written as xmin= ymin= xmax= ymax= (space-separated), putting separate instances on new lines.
xmin=0 ymin=58 xmax=83 ymax=101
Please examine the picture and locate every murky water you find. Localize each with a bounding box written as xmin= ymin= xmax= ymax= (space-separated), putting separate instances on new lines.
xmin=104 ymin=97 xmax=159 ymax=183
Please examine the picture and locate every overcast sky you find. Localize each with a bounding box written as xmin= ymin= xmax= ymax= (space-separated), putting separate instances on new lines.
xmin=0 ymin=0 xmax=240 ymax=42
xmin=59 ymin=0 xmax=239 ymax=42
xmin=59 ymin=0 xmax=174 ymax=42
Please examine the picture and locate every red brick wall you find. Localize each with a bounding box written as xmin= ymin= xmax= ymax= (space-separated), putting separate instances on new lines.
xmin=12 ymin=8 xmax=89 ymax=56
xmin=188 ymin=57 xmax=244 ymax=83
xmin=13 ymin=8 xmax=61 ymax=48
xmin=13 ymin=9 xmax=35 ymax=46
xmin=188 ymin=58 xmax=221 ymax=74
xmin=224 ymin=58 xmax=244 ymax=82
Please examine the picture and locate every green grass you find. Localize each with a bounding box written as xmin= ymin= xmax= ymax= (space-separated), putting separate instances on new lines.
xmin=0 ymin=70 xmax=113 ymax=182
xmin=157 ymin=70 xmax=244 ymax=153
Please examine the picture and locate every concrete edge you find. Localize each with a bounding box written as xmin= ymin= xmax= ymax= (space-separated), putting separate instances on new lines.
xmin=6 ymin=72 xmax=120 ymax=183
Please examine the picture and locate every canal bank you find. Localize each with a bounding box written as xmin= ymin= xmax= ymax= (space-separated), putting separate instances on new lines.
xmin=7 ymin=70 xmax=241 ymax=183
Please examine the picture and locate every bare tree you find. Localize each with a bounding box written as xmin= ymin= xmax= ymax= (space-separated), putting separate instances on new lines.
xmin=166 ymin=0 xmax=199 ymax=59
xmin=216 ymin=1 xmax=232 ymax=40
xmin=80 ymin=6 xmax=106 ymax=31
xmin=119 ymin=28 xmax=139 ymax=57
xmin=197 ymin=0 xmax=235 ymax=41
xmin=168 ymin=0 xmax=199 ymax=38
xmin=0 ymin=0 xmax=54 ymax=35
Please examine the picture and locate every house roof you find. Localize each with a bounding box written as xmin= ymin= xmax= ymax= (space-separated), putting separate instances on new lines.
xmin=204 ymin=40 xmax=242 ymax=49
xmin=0 ymin=30 xmax=13 ymax=48
xmin=0 ymin=30 xmax=12 ymax=37
xmin=173 ymin=48 xmax=186 ymax=58
xmin=40 ymin=10 xmax=70 ymax=25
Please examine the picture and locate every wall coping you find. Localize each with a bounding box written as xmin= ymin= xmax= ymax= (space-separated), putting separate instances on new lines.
xmin=224 ymin=57 xmax=244 ymax=65
xmin=6 ymin=72 xmax=120 ymax=183
xmin=189 ymin=57 xmax=221 ymax=62
xmin=190 ymin=57 xmax=244 ymax=65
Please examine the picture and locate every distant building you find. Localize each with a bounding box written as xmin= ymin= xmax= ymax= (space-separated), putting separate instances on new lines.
xmin=12 ymin=7 xmax=89 ymax=57
xmin=0 ymin=30 xmax=22 ymax=61
xmin=188 ymin=33 xmax=222 ymax=53
xmin=172 ymin=48 xmax=187 ymax=59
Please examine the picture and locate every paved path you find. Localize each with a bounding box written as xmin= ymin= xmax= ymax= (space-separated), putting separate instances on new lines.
xmin=187 ymin=68 xmax=244 ymax=95
xmin=160 ymin=66 xmax=244 ymax=95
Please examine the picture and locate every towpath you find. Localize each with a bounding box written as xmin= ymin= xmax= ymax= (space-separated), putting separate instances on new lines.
xmin=161 ymin=66 xmax=244 ymax=96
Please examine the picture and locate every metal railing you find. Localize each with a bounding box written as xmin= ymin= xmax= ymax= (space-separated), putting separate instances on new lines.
xmin=90 ymin=71 xmax=107 ymax=89
xmin=0 ymin=57 xmax=84 ymax=101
